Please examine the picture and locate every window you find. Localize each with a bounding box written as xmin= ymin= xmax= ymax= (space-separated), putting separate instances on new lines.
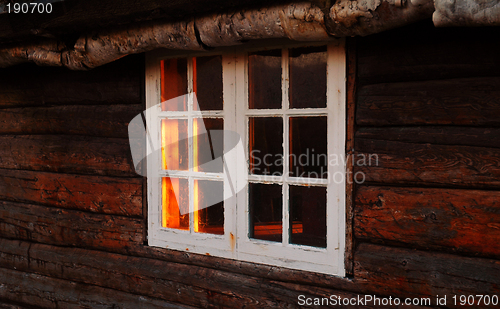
xmin=145 ymin=41 xmax=346 ymax=276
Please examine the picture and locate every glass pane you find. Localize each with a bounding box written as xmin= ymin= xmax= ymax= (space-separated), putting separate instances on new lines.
xmin=290 ymin=185 xmax=326 ymax=247
xmin=249 ymin=183 xmax=282 ymax=242
xmin=289 ymin=116 xmax=327 ymax=178
xmin=194 ymin=180 xmax=224 ymax=235
xmin=194 ymin=56 xmax=223 ymax=111
xmin=193 ymin=118 xmax=223 ymax=173
xmin=161 ymin=58 xmax=188 ymax=111
xmin=248 ymin=50 xmax=282 ymax=109
xmin=289 ymin=46 xmax=327 ymax=109
xmin=249 ymin=117 xmax=283 ymax=176
xmin=162 ymin=177 xmax=189 ymax=230
xmin=161 ymin=119 xmax=188 ymax=171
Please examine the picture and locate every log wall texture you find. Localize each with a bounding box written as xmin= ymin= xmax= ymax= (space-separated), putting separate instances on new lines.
xmin=0 ymin=20 xmax=499 ymax=308
xmin=352 ymin=19 xmax=500 ymax=307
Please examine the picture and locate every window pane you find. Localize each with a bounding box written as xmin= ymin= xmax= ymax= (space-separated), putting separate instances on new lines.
xmin=193 ymin=118 xmax=223 ymax=173
xmin=161 ymin=58 xmax=188 ymax=111
xmin=249 ymin=117 xmax=283 ymax=176
xmin=289 ymin=116 xmax=327 ymax=178
xmin=290 ymin=185 xmax=326 ymax=248
xmin=194 ymin=180 xmax=224 ymax=235
xmin=289 ymin=46 xmax=327 ymax=109
xmin=248 ymin=50 xmax=282 ymax=109
xmin=162 ymin=177 xmax=189 ymax=230
xmin=249 ymin=183 xmax=282 ymax=242
xmin=161 ymin=119 xmax=188 ymax=171
xmin=194 ymin=56 xmax=223 ymax=111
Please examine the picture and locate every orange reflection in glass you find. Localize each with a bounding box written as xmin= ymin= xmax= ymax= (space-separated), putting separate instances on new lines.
xmin=161 ymin=119 xmax=188 ymax=171
xmin=162 ymin=177 xmax=189 ymax=230
xmin=193 ymin=119 xmax=200 ymax=232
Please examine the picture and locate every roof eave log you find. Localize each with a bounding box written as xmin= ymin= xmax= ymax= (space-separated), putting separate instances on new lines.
xmin=0 ymin=0 xmax=435 ymax=69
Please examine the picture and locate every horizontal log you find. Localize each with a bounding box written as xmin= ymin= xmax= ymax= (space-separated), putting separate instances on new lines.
xmin=0 ymin=239 xmax=391 ymax=309
xmin=355 ymin=186 xmax=500 ymax=258
xmin=0 ymin=169 xmax=142 ymax=216
xmin=0 ymin=268 xmax=192 ymax=309
xmin=0 ymin=55 xmax=142 ymax=107
xmin=0 ymin=104 xmax=143 ymax=138
xmin=354 ymin=138 xmax=500 ymax=189
xmin=356 ymin=127 xmax=500 ymax=149
xmin=0 ymin=303 xmax=30 ymax=309
xmin=357 ymin=77 xmax=500 ymax=126
xmin=0 ymin=135 xmax=135 ymax=177
xmin=357 ymin=21 xmax=500 ymax=85
xmin=0 ymin=0 xmax=284 ymax=44
xmin=355 ymin=243 xmax=500 ymax=308
xmin=0 ymin=200 xmax=143 ymax=252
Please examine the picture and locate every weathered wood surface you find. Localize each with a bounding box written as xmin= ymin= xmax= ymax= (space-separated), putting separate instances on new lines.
xmin=0 ymin=56 xmax=141 ymax=107
xmin=0 ymin=303 xmax=30 ymax=309
xmin=0 ymin=169 xmax=142 ymax=216
xmin=355 ymin=243 xmax=500 ymax=308
xmin=0 ymin=135 xmax=135 ymax=177
xmin=356 ymin=127 xmax=500 ymax=149
xmin=344 ymin=37 xmax=357 ymax=276
xmin=357 ymin=77 xmax=500 ymax=126
xmin=0 ymin=104 xmax=142 ymax=138
xmin=0 ymin=0 xmax=288 ymax=45
xmin=0 ymin=238 xmax=429 ymax=309
xmin=0 ymin=268 xmax=193 ymax=309
xmin=357 ymin=21 xmax=500 ymax=85
xmin=0 ymin=200 xmax=143 ymax=252
xmin=354 ymin=138 xmax=500 ymax=189
xmin=355 ymin=186 xmax=500 ymax=258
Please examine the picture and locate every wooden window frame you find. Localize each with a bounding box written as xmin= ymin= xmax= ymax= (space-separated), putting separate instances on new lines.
xmin=145 ymin=39 xmax=346 ymax=276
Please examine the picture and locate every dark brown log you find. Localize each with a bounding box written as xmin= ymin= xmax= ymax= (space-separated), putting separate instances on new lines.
xmin=357 ymin=77 xmax=500 ymax=126
xmin=354 ymin=139 xmax=500 ymax=189
xmin=0 ymin=200 xmax=143 ymax=252
xmin=344 ymin=37 xmax=357 ymax=276
xmin=0 ymin=238 xmax=427 ymax=309
xmin=0 ymin=169 xmax=142 ymax=216
xmin=357 ymin=21 xmax=500 ymax=85
xmin=0 ymin=104 xmax=142 ymax=138
xmin=355 ymin=243 xmax=500 ymax=308
xmin=0 ymin=303 xmax=30 ymax=309
xmin=0 ymin=268 xmax=193 ymax=309
xmin=0 ymin=55 xmax=142 ymax=107
xmin=0 ymin=135 xmax=135 ymax=177
xmin=131 ymin=243 xmax=358 ymax=293
xmin=356 ymin=127 xmax=500 ymax=149
xmin=355 ymin=186 xmax=500 ymax=258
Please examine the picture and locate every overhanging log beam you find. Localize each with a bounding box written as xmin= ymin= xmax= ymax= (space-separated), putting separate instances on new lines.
xmin=434 ymin=0 xmax=500 ymax=27
xmin=0 ymin=0 xmax=435 ymax=70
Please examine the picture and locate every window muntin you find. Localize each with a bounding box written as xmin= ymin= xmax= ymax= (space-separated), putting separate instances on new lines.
xmin=147 ymin=54 xmax=234 ymax=259
xmin=245 ymin=48 xmax=329 ymax=249
xmin=160 ymin=57 xmax=225 ymax=235
xmin=147 ymin=41 xmax=346 ymax=276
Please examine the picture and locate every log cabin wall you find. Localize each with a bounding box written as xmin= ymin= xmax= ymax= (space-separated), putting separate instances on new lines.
xmin=352 ymin=20 xmax=500 ymax=306
xmin=0 ymin=20 xmax=499 ymax=308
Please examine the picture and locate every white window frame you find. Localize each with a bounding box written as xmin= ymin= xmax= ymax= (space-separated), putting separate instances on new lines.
xmin=145 ymin=39 xmax=346 ymax=276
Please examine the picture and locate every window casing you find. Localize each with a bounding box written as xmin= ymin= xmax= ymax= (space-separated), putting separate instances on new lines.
xmin=146 ymin=40 xmax=346 ymax=276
